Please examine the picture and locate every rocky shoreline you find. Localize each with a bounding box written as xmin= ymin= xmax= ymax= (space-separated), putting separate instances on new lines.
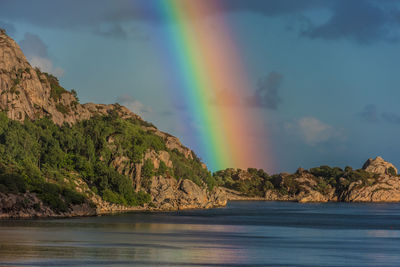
xmin=219 ymin=156 xmax=400 ymax=204
xmin=0 ymin=176 xmax=228 ymax=219
xmin=2 ymin=156 xmax=400 ymax=219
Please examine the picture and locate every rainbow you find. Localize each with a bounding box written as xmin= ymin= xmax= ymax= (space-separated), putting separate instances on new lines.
xmin=154 ymin=1 xmax=271 ymax=171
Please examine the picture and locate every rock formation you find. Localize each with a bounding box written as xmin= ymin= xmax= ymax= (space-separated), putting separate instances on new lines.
xmin=0 ymin=29 xmax=226 ymax=218
xmin=0 ymin=29 xmax=142 ymax=125
xmin=215 ymin=157 xmax=400 ymax=203
xmin=362 ymin=156 xmax=397 ymax=175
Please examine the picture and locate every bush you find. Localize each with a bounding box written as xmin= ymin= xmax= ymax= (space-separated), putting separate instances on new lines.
xmin=0 ymin=172 xmax=26 ymax=193
xmin=142 ymin=159 xmax=154 ymax=179
xmin=388 ymin=167 xmax=397 ymax=176
xmin=56 ymin=103 xmax=69 ymax=114
xmin=63 ymin=188 xmax=85 ymax=205
xmin=157 ymin=161 xmax=168 ymax=176
xmin=213 ymin=168 xmax=271 ymax=197
xmin=170 ymin=149 xmax=211 ymax=188
xmin=102 ymin=188 xmax=120 ymax=204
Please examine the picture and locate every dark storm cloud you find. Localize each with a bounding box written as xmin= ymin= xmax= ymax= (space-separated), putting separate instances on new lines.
xmin=0 ymin=0 xmax=324 ymax=26
xmin=382 ymin=112 xmax=400 ymax=125
xmin=246 ymin=72 xmax=283 ymax=110
xmin=1 ymin=0 xmax=400 ymax=43
xmin=359 ymin=104 xmax=380 ymax=123
xmin=19 ymin=33 xmax=48 ymax=58
xmin=205 ymin=0 xmax=328 ymax=17
xmin=302 ymin=0 xmax=400 ymax=44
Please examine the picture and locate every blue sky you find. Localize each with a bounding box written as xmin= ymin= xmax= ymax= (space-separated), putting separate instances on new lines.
xmin=1 ymin=0 xmax=400 ymax=173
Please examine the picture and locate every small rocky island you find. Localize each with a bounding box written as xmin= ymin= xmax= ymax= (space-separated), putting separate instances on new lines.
xmin=215 ymin=156 xmax=400 ymax=203
xmin=1 ymin=29 xmax=400 ymax=219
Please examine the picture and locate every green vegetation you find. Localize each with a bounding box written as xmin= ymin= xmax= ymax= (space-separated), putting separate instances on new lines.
xmin=34 ymin=68 xmax=68 ymax=101
xmin=170 ymin=149 xmax=214 ymax=189
xmin=141 ymin=159 xmax=154 ymax=190
xmin=0 ymin=112 xmax=174 ymax=211
xmin=0 ymin=109 xmax=219 ymax=212
xmin=214 ymin=164 xmax=380 ymax=198
xmin=56 ymin=103 xmax=69 ymax=114
xmin=213 ymin=168 xmax=270 ymax=197
xmin=71 ymin=89 xmax=79 ymax=102
xmin=388 ymin=167 xmax=397 ymax=176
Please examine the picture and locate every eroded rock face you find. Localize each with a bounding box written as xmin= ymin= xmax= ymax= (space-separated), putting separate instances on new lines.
xmin=344 ymin=175 xmax=400 ymax=202
xmin=362 ymin=156 xmax=398 ymax=175
xmin=149 ymin=176 xmax=226 ymax=210
xmin=220 ymin=158 xmax=400 ymax=203
xmin=0 ymin=30 xmax=141 ymax=125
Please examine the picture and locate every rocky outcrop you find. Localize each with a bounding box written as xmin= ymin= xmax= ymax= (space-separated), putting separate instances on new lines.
xmin=0 ymin=29 xmax=141 ymax=125
xmin=343 ymin=175 xmax=400 ymax=202
xmin=149 ymin=176 xmax=226 ymax=210
xmin=362 ymin=156 xmax=397 ymax=175
xmin=0 ymin=192 xmax=96 ymax=219
xmin=218 ymin=157 xmax=400 ymax=203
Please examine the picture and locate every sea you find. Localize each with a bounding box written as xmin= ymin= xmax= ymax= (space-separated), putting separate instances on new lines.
xmin=0 ymin=201 xmax=399 ymax=267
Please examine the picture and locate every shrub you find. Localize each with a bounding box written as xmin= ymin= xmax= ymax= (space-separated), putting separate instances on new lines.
xmin=141 ymin=159 xmax=154 ymax=190
xmin=102 ymin=188 xmax=120 ymax=204
xmin=388 ymin=167 xmax=397 ymax=176
xmin=71 ymin=89 xmax=79 ymax=102
xmin=56 ymin=103 xmax=69 ymax=114
xmin=157 ymin=161 xmax=168 ymax=176
xmin=63 ymin=188 xmax=85 ymax=205
xmin=0 ymin=172 xmax=26 ymax=193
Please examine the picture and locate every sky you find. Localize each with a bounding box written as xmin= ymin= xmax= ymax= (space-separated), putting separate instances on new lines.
xmin=1 ymin=0 xmax=400 ymax=173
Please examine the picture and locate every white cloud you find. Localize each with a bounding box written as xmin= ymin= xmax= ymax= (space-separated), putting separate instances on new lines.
xmin=285 ymin=116 xmax=345 ymax=146
xmin=116 ymin=95 xmax=152 ymax=117
xmin=19 ymin=33 xmax=65 ymax=77
xmin=29 ymin=56 xmax=64 ymax=77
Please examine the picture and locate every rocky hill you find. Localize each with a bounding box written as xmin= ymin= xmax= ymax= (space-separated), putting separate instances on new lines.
xmin=0 ymin=29 xmax=226 ymax=218
xmin=214 ymin=156 xmax=400 ymax=203
xmin=0 ymin=28 xmax=141 ymax=125
xmin=1 ymin=29 xmax=399 ymax=219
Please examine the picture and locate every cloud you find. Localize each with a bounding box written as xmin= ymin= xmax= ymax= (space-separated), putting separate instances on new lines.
xmin=359 ymin=105 xmax=400 ymax=125
xmin=359 ymin=104 xmax=380 ymax=123
xmin=0 ymin=0 xmax=324 ymax=26
xmin=19 ymin=33 xmax=64 ymax=76
xmin=2 ymin=0 xmax=400 ymax=44
xmin=0 ymin=21 xmax=16 ymax=35
xmin=29 ymin=56 xmax=64 ymax=77
xmin=302 ymin=0 xmax=400 ymax=44
xmin=0 ymin=0 xmax=152 ymax=39
xmin=159 ymin=110 xmax=174 ymax=117
xmin=246 ymin=71 xmax=283 ymax=109
xmin=382 ymin=112 xmax=400 ymax=125
xmin=93 ymin=23 xmax=128 ymax=39
xmin=19 ymin=33 xmax=48 ymax=58
xmin=116 ymin=95 xmax=152 ymax=117
xmin=286 ymin=117 xmax=345 ymax=146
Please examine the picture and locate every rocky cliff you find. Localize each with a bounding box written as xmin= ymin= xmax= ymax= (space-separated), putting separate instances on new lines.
xmin=0 ymin=29 xmax=142 ymax=125
xmin=215 ymin=156 xmax=400 ymax=203
xmin=0 ymin=29 xmax=226 ymax=218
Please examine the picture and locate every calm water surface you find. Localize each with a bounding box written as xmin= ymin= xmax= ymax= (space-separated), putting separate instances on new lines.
xmin=0 ymin=201 xmax=400 ymax=266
